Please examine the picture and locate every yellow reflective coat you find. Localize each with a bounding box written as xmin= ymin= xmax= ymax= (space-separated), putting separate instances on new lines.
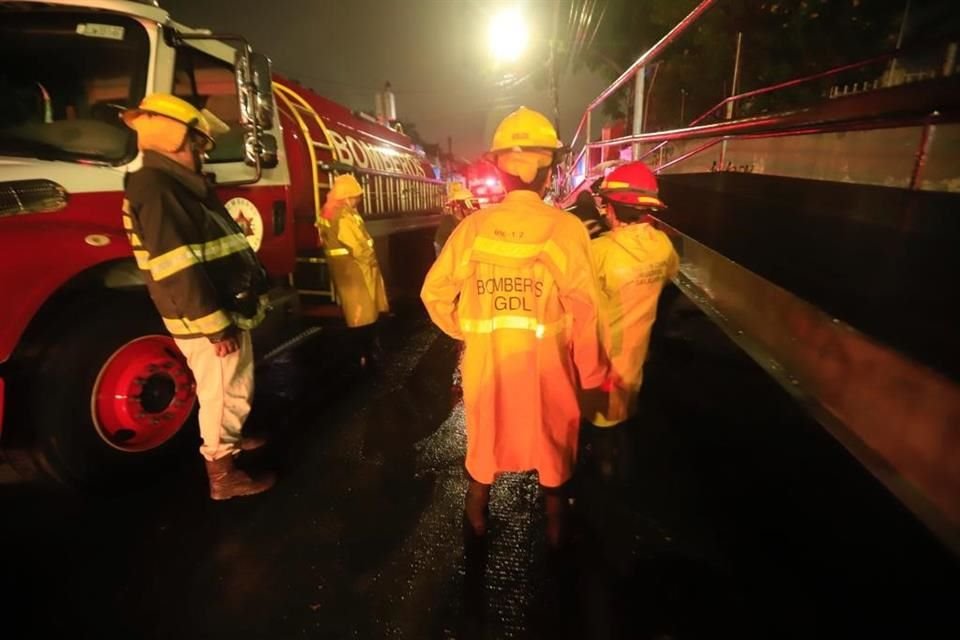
xmin=589 ymin=223 xmax=678 ymax=426
xmin=319 ymin=203 xmax=389 ymax=327
xmin=421 ymin=190 xmax=608 ymax=487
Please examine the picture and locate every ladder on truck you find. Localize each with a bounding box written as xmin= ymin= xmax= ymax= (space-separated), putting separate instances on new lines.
xmin=273 ymin=81 xmax=340 ymax=311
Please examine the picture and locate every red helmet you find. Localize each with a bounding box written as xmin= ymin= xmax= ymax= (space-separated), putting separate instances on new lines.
xmin=598 ymin=162 xmax=666 ymax=209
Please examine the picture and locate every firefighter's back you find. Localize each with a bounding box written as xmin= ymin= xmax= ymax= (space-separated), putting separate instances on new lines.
xmin=434 ymin=191 xmax=592 ymax=485
xmin=456 ymin=191 xmax=588 ymax=338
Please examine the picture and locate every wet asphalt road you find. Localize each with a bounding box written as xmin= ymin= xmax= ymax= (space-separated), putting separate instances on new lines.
xmin=1 ymin=292 xmax=958 ymax=639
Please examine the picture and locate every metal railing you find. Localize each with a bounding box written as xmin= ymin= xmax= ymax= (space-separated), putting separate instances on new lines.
xmin=562 ymin=0 xmax=958 ymax=194
xmin=567 ymin=0 xmax=720 ymax=153
xmin=356 ymin=168 xmax=445 ymax=218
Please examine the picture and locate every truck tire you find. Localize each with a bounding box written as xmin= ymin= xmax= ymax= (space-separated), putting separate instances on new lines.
xmin=24 ymin=292 xmax=198 ymax=487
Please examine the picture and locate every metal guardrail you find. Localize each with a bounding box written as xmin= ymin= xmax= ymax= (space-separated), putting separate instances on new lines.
xmin=663 ymin=222 xmax=960 ymax=556
xmin=563 ymin=0 xmax=958 ymax=193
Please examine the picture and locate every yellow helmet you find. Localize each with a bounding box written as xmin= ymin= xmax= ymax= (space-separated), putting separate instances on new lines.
xmin=447 ymin=183 xmax=475 ymax=203
xmin=330 ymin=174 xmax=363 ymax=200
xmin=121 ymin=93 xmax=229 ymax=151
xmin=489 ymin=107 xmax=561 ymax=153
xmin=488 ymin=107 xmax=562 ymax=183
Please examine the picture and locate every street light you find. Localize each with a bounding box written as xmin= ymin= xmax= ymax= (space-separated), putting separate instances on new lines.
xmin=488 ymin=8 xmax=528 ymax=62
xmin=486 ymin=7 xmax=559 ymax=136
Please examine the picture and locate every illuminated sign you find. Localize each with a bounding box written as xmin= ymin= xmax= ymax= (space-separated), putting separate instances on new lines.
xmin=326 ymin=130 xmax=426 ymax=177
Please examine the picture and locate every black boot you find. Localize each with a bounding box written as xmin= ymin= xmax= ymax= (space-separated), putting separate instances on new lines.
xmin=543 ymin=485 xmax=569 ymax=551
xmin=591 ymin=425 xmax=620 ymax=482
xmin=357 ymin=324 xmax=383 ymax=371
xmin=464 ymin=477 xmax=491 ymax=536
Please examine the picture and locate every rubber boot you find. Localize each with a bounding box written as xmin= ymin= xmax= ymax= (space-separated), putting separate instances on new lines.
xmin=205 ymin=455 xmax=276 ymax=500
xmin=543 ymin=486 xmax=568 ymax=551
xmin=592 ymin=425 xmax=619 ymax=482
xmin=464 ymin=478 xmax=491 ymax=536
xmin=358 ymin=324 xmax=384 ymax=371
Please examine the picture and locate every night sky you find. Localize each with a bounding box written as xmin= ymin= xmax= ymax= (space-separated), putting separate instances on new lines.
xmin=162 ymin=0 xmax=609 ymax=160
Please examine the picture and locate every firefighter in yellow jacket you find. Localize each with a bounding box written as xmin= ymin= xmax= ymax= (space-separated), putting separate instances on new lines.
xmin=434 ymin=182 xmax=478 ymax=255
xmin=121 ymin=94 xmax=274 ymax=500
xmin=586 ymin=162 xmax=679 ymax=479
xmin=318 ymin=174 xmax=389 ymax=367
xmin=421 ymin=107 xmax=609 ymax=548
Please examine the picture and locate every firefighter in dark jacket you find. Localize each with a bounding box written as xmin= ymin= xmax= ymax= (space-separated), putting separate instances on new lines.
xmin=120 ymin=93 xmax=274 ymax=500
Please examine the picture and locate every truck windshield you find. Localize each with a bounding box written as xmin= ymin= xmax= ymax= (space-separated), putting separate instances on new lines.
xmin=0 ymin=11 xmax=149 ymax=165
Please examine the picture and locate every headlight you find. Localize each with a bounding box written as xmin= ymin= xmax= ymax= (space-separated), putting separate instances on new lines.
xmin=0 ymin=179 xmax=69 ymax=217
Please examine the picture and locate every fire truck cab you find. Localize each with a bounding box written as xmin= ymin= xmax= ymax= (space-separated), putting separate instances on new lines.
xmin=0 ymin=0 xmax=444 ymax=485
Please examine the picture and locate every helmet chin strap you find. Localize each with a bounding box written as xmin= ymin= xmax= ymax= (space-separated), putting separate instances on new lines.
xmin=175 ymin=131 xmax=205 ymax=173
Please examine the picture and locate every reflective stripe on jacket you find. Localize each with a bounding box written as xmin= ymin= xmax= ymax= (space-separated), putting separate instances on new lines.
xmin=421 ymin=189 xmax=607 ymax=487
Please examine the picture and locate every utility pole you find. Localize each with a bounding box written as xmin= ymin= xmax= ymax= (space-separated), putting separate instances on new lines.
xmin=725 ymin=32 xmax=743 ymax=120
xmin=446 ymin=135 xmax=453 ymax=179
xmin=887 ymin=0 xmax=911 ymax=86
xmin=549 ymin=1 xmax=561 ymax=136
xmin=720 ymin=31 xmax=743 ymax=170
xmin=631 ymin=66 xmax=645 ymax=160
xmin=643 ymin=61 xmax=662 ymax=132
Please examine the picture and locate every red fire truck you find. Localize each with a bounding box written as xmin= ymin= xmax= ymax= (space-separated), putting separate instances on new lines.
xmin=464 ymin=159 xmax=505 ymax=206
xmin=0 ymin=0 xmax=445 ymax=484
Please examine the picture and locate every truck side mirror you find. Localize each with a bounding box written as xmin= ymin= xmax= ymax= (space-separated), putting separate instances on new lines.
xmin=245 ymin=133 xmax=278 ymax=169
xmin=172 ymin=31 xmax=271 ymax=185
xmin=235 ymin=49 xmax=274 ymax=131
xmin=234 ymin=45 xmax=256 ymax=129
xmin=235 ymin=47 xmax=277 ymax=172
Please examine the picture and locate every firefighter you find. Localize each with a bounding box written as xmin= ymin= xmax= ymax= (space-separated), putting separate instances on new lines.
xmin=317 ymin=174 xmax=389 ymax=368
xmin=586 ymin=161 xmax=679 ymax=480
xmin=434 ymin=183 xmax=478 ymax=255
xmin=421 ymin=107 xmax=610 ymax=549
xmin=120 ymin=94 xmax=275 ymax=500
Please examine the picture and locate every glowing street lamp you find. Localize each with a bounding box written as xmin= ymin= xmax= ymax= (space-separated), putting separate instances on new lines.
xmin=488 ymin=8 xmax=528 ymax=62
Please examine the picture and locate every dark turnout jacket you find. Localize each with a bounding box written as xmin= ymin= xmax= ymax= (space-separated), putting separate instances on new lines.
xmin=122 ymin=151 xmax=267 ymax=340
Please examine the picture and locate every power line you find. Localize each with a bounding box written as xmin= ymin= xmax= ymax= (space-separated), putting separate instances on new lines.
xmin=585 ymin=0 xmax=608 ymax=56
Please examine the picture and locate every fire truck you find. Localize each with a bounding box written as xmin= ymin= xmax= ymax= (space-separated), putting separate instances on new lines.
xmin=464 ymin=159 xmax=505 ymax=206
xmin=0 ymin=0 xmax=445 ymax=484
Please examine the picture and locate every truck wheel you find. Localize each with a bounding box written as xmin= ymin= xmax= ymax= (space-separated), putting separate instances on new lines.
xmin=26 ymin=293 xmax=198 ymax=487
